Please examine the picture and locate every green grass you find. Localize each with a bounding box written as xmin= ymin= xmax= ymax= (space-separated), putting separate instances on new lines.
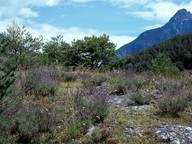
xmin=1 ymin=69 xmax=192 ymax=143
xmin=104 ymin=105 xmax=192 ymax=143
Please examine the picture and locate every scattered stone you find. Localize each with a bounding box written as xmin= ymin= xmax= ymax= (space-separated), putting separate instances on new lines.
xmin=128 ymin=105 xmax=151 ymax=111
xmin=123 ymin=127 xmax=143 ymax=137
xmin=149 ymin=90 xmax=163 ymax=99
xmin=86 ymin=125 xmax=95 ymax=136
xmin=154 ymin=125 xmax=192 ymax=144
xmin=107 ymin=95 xmax=136 ymax=106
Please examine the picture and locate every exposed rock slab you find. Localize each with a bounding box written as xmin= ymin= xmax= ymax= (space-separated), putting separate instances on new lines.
xmin=107 ymin=95 xmax=135 ymax=107
xmin=154 ymin=125 xmax=192 ymax=144
xmin=123 ymin=127 xmax=143 ymax=137
xmin=128 ymin=105 xmax=151 ymax=111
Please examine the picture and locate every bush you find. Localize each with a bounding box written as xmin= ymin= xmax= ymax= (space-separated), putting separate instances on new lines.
xmin=158 ymin=96 xmax=188 ymax=117
xmin=0 ymin=89 xmax=57 ymax=143
xmin=59 ymin=72 xmax=78 ymax=82
xmin=17 ymin=66 xmax=57 ymax=97
xmin=151 ymin=53 xmax=180 ymax=77
xmin=58 ymin=87 xmax=109 ymax=142
xmin=109 ymin=76 xmax=130 ymax=95
xmin=130 ymin=93 xmax=151 ymax=105
xmin=74 ymin=87 xmax=109 ymax=124
xmin=82 ymin=75 xmax=107 ymax=87
xmin=130 ymin=78 xmax=146 ymax=91
xmin=186 ymin=93 xmax=192 ymax=106
xmin=155 ymin=80 xmax=179 ymax=91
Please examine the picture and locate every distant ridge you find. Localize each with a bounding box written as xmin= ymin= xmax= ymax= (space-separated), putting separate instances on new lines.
xmin=117 ymin=9 xmax=192 ymax=57
xmin=129 ymin=32 xmax=192 ymax=71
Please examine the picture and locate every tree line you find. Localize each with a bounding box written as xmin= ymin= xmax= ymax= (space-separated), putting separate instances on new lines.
xmin=1 ymin=22 xmax=192 ymax=73
xmin=0 ymin=22 xmax=116 ymax=72
xmin=113 ymin=32 xmax=192 ymax=72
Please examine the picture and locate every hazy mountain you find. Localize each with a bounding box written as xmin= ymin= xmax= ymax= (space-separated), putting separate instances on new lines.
xmin=117 ymin=9 xmax=192 ymax=57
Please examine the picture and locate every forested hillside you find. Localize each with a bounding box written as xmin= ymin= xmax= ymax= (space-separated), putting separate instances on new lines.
xmin=128 ymin=32 xmax=192 ymax=71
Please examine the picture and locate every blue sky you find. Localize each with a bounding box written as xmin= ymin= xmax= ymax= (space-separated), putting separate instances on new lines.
xmin=0 ymin=0 xmax=192 ymax=48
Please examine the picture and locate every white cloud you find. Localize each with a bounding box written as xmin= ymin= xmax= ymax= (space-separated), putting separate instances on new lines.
xmin=128 ymin=11 xmax=155 ymax=21
xmin=0 ymin=0 xmax=61 ymax=20
xmin=110 ymin=35 xmax=135 ymax=48
xmin=0 ymin=0 xmax=62 ymax=38
xmin=0 ymin=17 xmax=25 ymax=33
xmin=19 ymin=8 xmax=38 ymax=18
xmin=107 ymin=0 xmax=151 ymax=7
xmin=103 ymin=0 xmax=192 ymax=23
xmin=142 ymin=24 xmax=162 ymax=30
xmin=22 ymin=0 xmax=61 ymax=7
xmin=124 ymin=0 xmax=192 ymax=22
xmin=15 ymin=23 xmax=133 ymax=48
xmin=46 ymin=0 xmax=60 ymax=6
xmin=27 ymin=23 xmax=101 ymax=42
xmin=70 ymin=0 xmax=91 ymax=4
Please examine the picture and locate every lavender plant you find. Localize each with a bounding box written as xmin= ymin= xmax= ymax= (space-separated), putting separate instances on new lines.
xmin=0 ymin=85 xmax=59 ymax=143
xmin=74 ymin=87 xmax=109 ymax=125
xmin=17 ymin=66 xmax=57 ymax=97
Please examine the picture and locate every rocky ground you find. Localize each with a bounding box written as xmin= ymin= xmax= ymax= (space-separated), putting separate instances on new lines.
xmin=106 ymin=94 xmax=192 ymax=144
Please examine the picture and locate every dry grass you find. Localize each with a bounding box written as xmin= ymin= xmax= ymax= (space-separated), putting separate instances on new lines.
xmin=2 ymin=69 xmax=192 ymax=143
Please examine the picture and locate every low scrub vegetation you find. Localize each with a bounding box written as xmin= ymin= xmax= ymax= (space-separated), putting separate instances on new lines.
xmin=158 ymin=96 xmax=188 ymax=117
xmin=130 ymin=92 xmax=151 ymax=105
xmin=1 ymin=22 xmax=192 ymax=143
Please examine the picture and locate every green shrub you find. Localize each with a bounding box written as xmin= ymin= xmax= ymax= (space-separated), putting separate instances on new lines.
xmin=64 ymin=120 xmax=82 ymax=141
xmin=158 ymin=96 xmax=188 ymax=117
xmin=17 ymin=66 xmax=57 ymax=97
xmin=109 ymin=76 xmax=130 ymax=95
xmin=131 ymin=79 xmax=146 ymax=91
xmin=151 ymin=53 xmax=180 ymax=77
xmin=60 ymin=72 xmax=78 ymax=82
xmin=155 ymin=80 xmax=178 ymax=90
xmin=186 ymin=93 xmax=192 ymax=106
xmin=130 ymin=93 xmax=151 ymax=105
xmin=74 ymin=87 xmax=109 ymax=124
xmin=82 ymin=75 xmax=107 ymax=88
xmin=0 ymin=91 xmax=58 ymax=143
xmin=91 ymin=128 xmax=111 ymax=143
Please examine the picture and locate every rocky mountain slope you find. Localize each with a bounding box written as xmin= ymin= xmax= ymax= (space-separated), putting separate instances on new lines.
xmin=118 ymin=9 xmax=192 ymax=57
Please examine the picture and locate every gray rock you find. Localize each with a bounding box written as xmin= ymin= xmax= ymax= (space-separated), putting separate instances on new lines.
xmin=154 ymin=125 xmax=192 ymax=144
xmin=149 ymin=90 xmax=162 ymax=99
xmin=123 ymin=127 xmax=143 ymax=137
xmin=128 ymin=105 xmax=151 ymax=111
xmin=86 ymin=125 xmax=95 ymax=136
xmin=107 ymin=95 xmax=136 ymax=106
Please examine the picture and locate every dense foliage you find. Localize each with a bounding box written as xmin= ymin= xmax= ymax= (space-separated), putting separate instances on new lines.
xmin=120 ymin=32 xmax=192 ymax=71
xmin=43 ymin=34 xmax=116 ymax=69
xmin=0 ymin=36 xmax=17 ymax=100
xmin=151 ymin=53 xmax=180 ymax=77
xmin=0 ymin=22 xmax=43 ymax=99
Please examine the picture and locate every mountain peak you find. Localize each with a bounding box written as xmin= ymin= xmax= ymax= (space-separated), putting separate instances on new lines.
xmin=117 ymin=9 xmax=192 ymax=57
xmin=176 ymin=8 xmax=188 ymax=14
xmin=170 ymin=9 xmax=192 ymax=23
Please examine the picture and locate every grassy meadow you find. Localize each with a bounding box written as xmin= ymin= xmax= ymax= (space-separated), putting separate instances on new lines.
xmin=1 ymin=66 xmax=192 ymax=144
